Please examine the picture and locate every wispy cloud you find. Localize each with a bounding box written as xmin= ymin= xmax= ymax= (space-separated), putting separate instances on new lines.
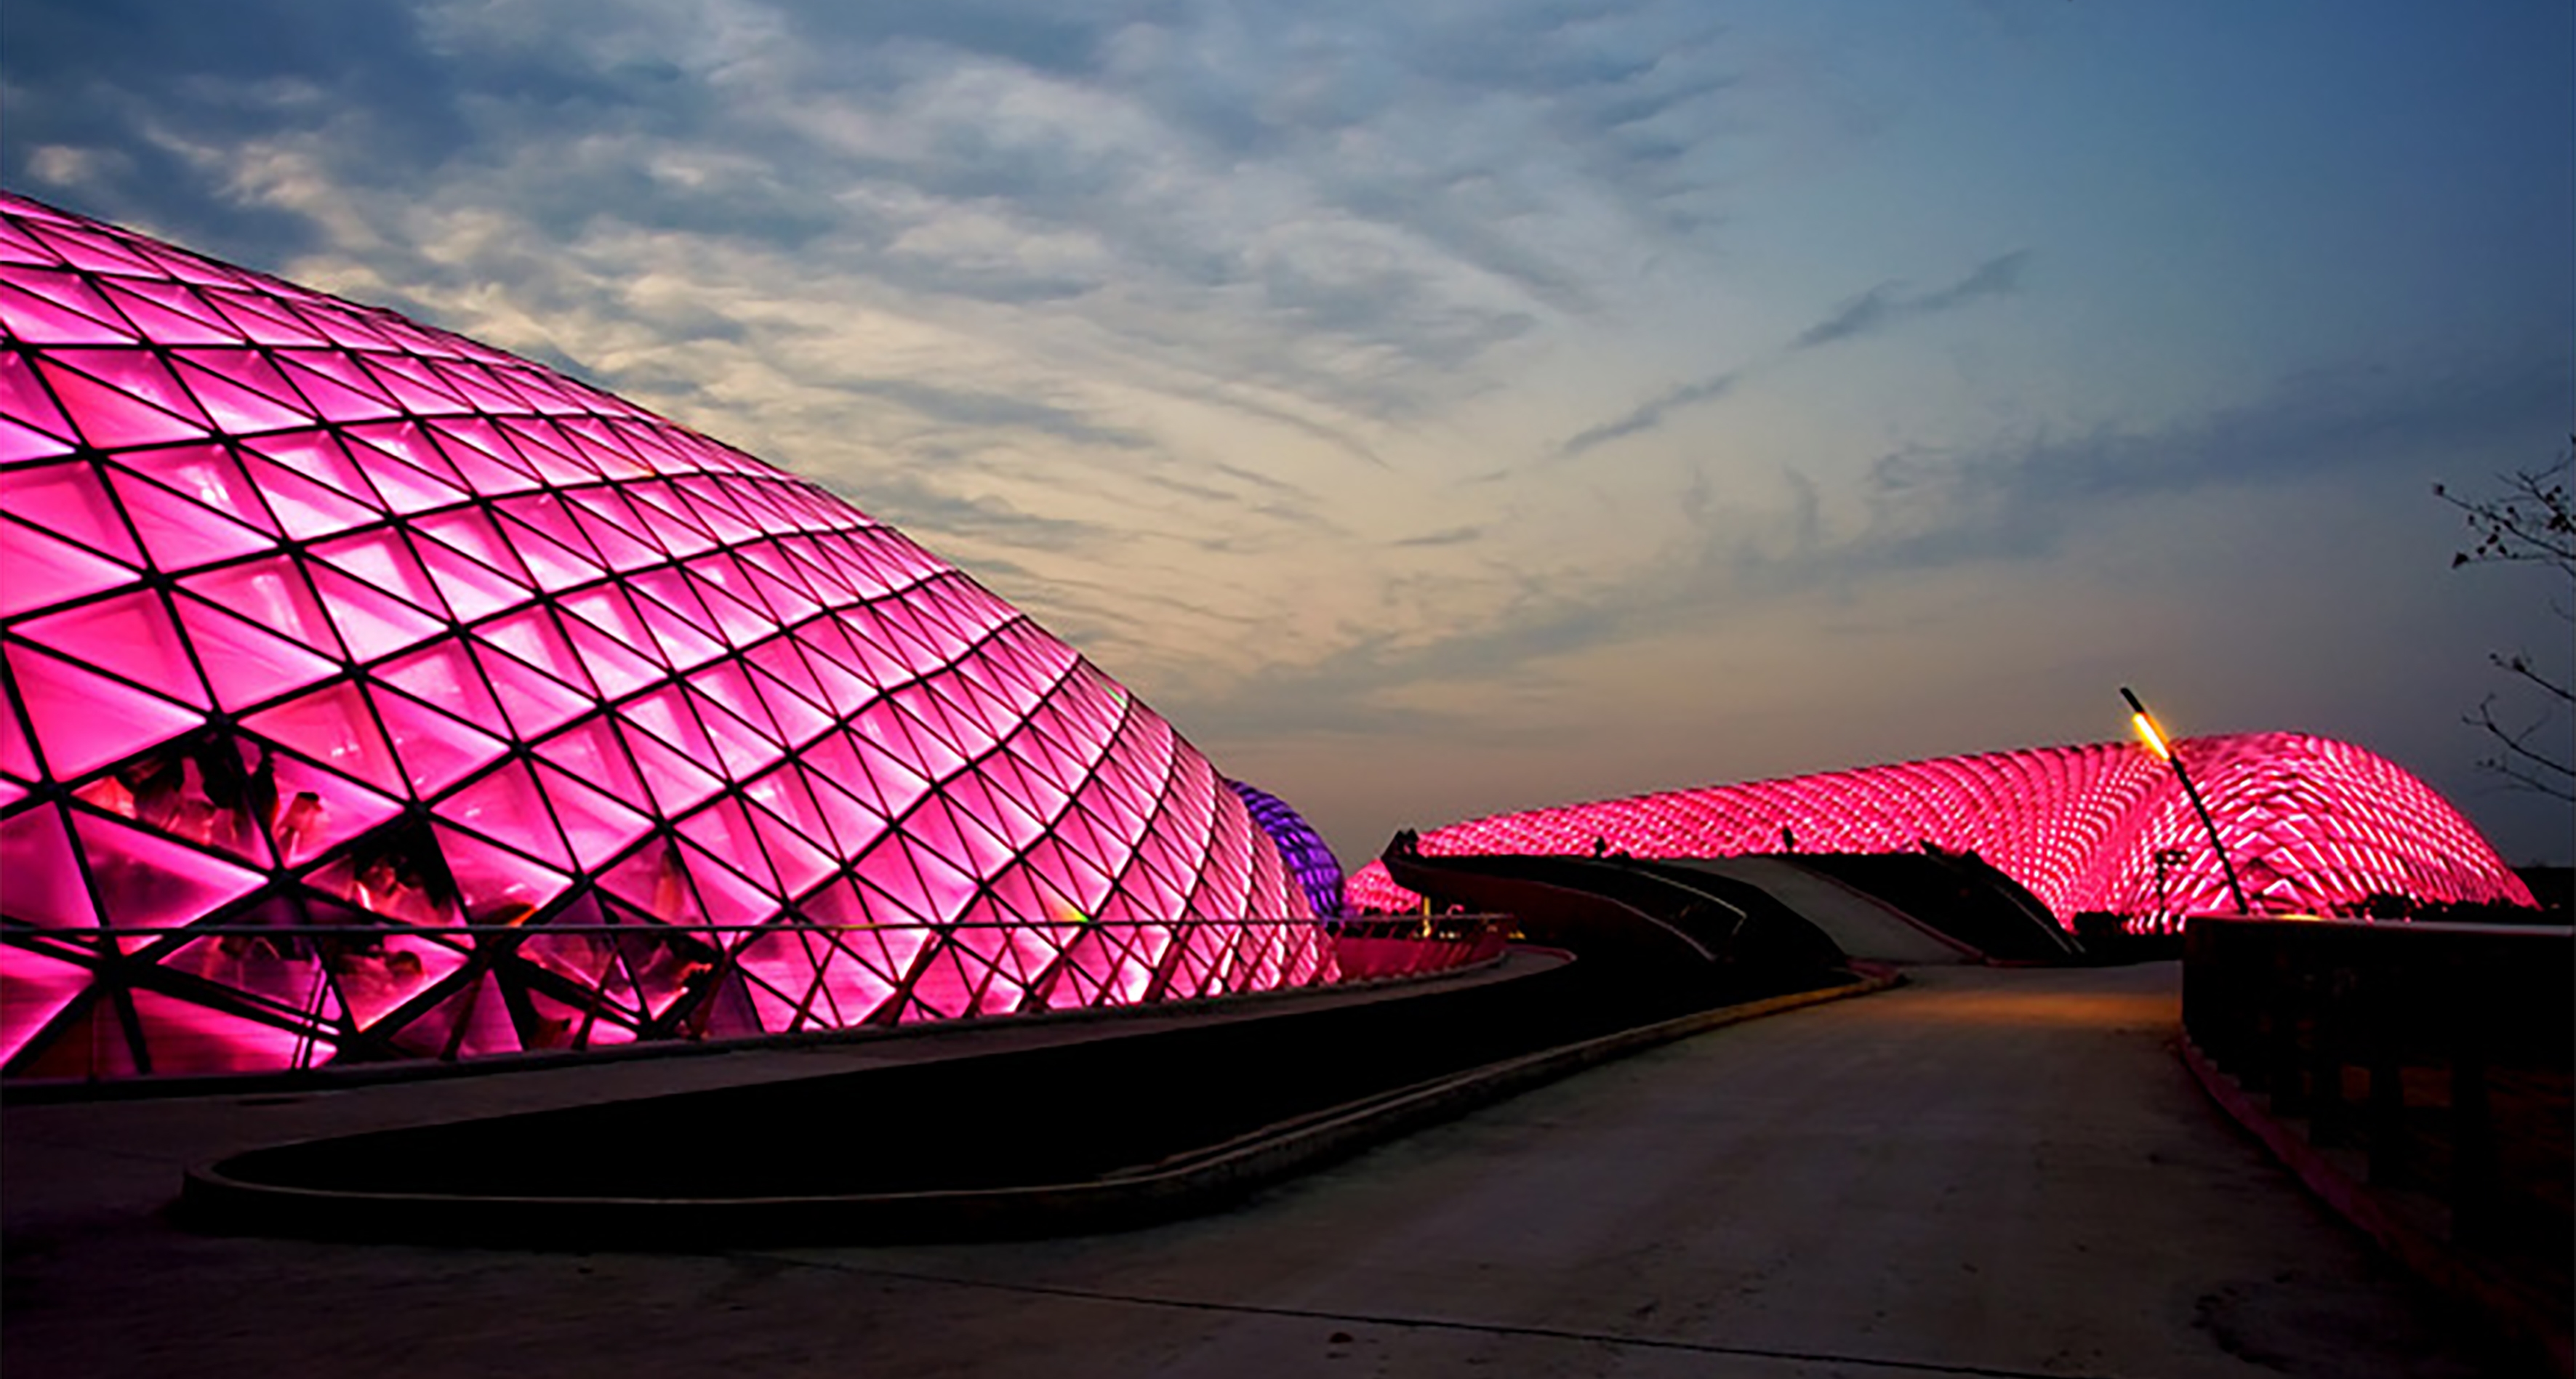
xmin=1559 ymin=371 xmax=1742 ymax=459
xmin=1556 ymin=249 xmax=2034 ymax=460
xmin=1792 ymin=249 xmax=2029 ymax=350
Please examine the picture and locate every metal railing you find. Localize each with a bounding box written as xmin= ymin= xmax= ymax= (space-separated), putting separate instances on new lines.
xmin=2180 ymin=916 xmax=2573 ymax=1261
xmin=1 ymin=912 xmax=1512 ymax=1080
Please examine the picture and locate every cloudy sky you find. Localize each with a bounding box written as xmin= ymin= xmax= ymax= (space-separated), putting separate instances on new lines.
xmin=7 ymin=1 xmax=2570 ymax=867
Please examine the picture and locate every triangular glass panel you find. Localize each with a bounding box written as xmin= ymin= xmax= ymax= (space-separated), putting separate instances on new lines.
xmin=468 ymin=640 xmax=593 ymax=739
xmin=239 ymin=680 xmax=404 ymax=795
xmin=494 ymin=416 xmax=601 ymax=486
xmin=241 ymin=451 xmax=380 ymax=539
xmin=555 ymin=583 xmax=665 ymax=664
xmin=71 ymin=810 xmax=265 ymax=930
xmin=0 ymin=414 xmax=73 ymax=463
xmin=899 ymin=832 xmax=981 ymax=926
xmin=0 ymin=945 xmax=97 ymax=1066
xmin=564 ymin=489 xmax=668 ymax=571
xmin=673 ymin=835 xmax=777 ymax=923
xmin=9 ymin=991 xmax=140 ymax=1079
xmin=310 ymin=527 xmax=452 ymax=620
xmin=386 ymin=967 xmax=520 ymax=1060
xmin=685 ymin=660 xmax=779 ymax=743
xmin=170 ymin=356 xmax=314 ymax=434
xmin=180 ymin=554 xmax=345 ymax=660
xmin=531 ymin=716 xmax=649 ymax=808
xmin=366 ymin=683 xmax=508 ymax=797
xmin=742 ymin=632 xmax=828 ymax=709
xmin=53 ymin=353 xmax=198 ymax=432
xmin=3 ymin=511 xmax=145 ymax=617
xmin=851 ymin=832 xmax=942 ymax=929
xmin=834 ymin=607 xmax=928 ymax=688
xmin=336 ymin=439 xmax=466 ymax=516
xmin=15 ymin=588 xmax=210 ymax=709
xmin=0 ymin=278 xmax=135 ymax=344
xmin=531 ymin=760 xmax=654 ymax=872
xmin=682 ymin=684 xmax=782 ymax=779
xmin=598 ymin=841 xmax=706 ymax=925
xmin=728 ymin=930 xmax=822 ymax=1030
xmin=361 ymin=353 xmax=471 ymax=414
xmin=275 ymin=352 xmax=398 ymax=423
xmin=342 ymin=419 xmax=466 ymax=488
xmin=900 ymin=943 xmax=979 ymax=1021
xmin=4 ymin=643 xmax=203 ymax=779
xmin=204 ymin=287 xmax=327 ymax=347
xmin=558 ymin=614 xmax=664 ymax=700
xmin=430 ymin=821 xmax=571 ymax=926
xmin=673 ymin=796 xmax=779 ymax=896
xmin=129 ymin=986 xmax=313 ymax=1076
xmin=434 ymin=760 xmax=574 ymax=872
xmin=245 ymin=429 xmax=385 ymax=509
xmin=615 ymin=715 xmax=726 ymax=816
xmin=684 ymin=966 xmax=765 ymax=1041
xmin=489 ymin=510 xmax=600 ymax=594
xmin=0 ymin=804 xmax=100 ymax=930
xmin=472 ymin=606 xmax=596 ymax=697
xmin=373 ymin=636 xmax=502 ymax=726
xmin=670 ymin=481 xmax=763 ymax=547
xmin=746 ymin=799 xmax=836 ymax=898
xmin=331 ymin=922 xmax=467 ymax=1032
xmin=111 ymin=441 xmax=281 ymax=534
xmin=413 ymin=507 xmax=534 ymax=587
xmin=798 ymin=764 xmax=887 ymax=860
xmin=99 ymin=280 xmax=241 ymax=345
xmin=622 ymin=588 xmax=726 ymax=672
xmin=790 ymin=627 xmax=883 ymax=717
xmin=0 ymin=458 xmax=140 ymax=564
xmin=307 ymin=563 xmax=447 ymax=664
xmin=425 ymin=418 xmax=542 ymax=496
xmin=32 ymin=224 xmax=156 ymax=276
xmin=745 ymin=662 xmax=835 ymax=749
xmin=413 ymin=534 xmax=529 ymax=624
xmin=740 ymin=763 xmax=836 ymax=859
xmin=173 ymin=592 xmax=341 ymax=708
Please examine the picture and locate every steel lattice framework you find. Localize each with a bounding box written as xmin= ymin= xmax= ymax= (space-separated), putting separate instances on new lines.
xmin=1224 ymin=778 xmax=1345 ymax=920
xmin=1347 ymin=733 xmax=2535 ymax=921
xmin=0 ymin=191 xmax=1330 ymax=1078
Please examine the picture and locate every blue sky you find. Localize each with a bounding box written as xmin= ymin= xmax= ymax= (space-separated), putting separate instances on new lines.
xmin=6 ymin=1 xmax=2569 ymax=867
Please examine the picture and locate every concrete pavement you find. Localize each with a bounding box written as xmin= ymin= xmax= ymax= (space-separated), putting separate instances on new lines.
xmin=4 ymin=963 xmax=2508 ymax=1378
xmin=1682 ymin=856 xmax=1981 ymax=965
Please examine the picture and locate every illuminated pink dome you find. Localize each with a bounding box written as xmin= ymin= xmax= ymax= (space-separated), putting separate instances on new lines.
xmin=1348 ymin=733 xmax=2535 ymax=921
xmin=0 ymin=191 xmax=1327 ymax=1078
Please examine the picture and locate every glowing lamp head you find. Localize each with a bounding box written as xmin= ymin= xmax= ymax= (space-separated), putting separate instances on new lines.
xmin=2119 ymin=686 xmax=2173 ymax=760
xmin=2131 ymin=712 xmax=2172 ymax=760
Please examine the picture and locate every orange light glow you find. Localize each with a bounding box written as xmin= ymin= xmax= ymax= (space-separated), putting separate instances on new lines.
xmin=2131 ymin=712 xmax=2172 ymax=760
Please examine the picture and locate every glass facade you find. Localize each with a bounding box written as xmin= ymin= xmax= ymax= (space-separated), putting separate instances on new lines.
xmin=1347 ymin=733 xmax=2536 ymax=921
xmin=0 ymin=192 xmax=1331 ymax=1078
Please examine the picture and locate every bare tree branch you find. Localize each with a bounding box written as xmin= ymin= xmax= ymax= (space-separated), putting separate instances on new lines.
xmin=2440 ymin=442 xmax=2575 ymax=801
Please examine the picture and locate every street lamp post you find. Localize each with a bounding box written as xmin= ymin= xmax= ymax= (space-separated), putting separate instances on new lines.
xmin=2121 ymin=687 xmax=2253 ymax=916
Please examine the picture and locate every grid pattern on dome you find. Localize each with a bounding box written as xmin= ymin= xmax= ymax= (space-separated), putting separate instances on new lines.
xmin=1347 ymin=733 xmax=2533 ymax=921
xmin=1224 ymin=779 xmax=1344 ymax=920
xmin=0 ymin=191 xmax=1328 ymax=1079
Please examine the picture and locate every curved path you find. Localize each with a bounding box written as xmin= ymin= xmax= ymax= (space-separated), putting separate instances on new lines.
xmin=1681 ymin=856 xmax=1983 ymax=965
xmin=4 ymin=965 xmax=2506 ymax=1378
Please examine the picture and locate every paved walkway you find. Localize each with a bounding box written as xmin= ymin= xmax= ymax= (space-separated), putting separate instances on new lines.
xmin=3 ymin=964 xmax=2505 ymax=1378
xmin=1683 ymin=856 xmax=1981 ymax=965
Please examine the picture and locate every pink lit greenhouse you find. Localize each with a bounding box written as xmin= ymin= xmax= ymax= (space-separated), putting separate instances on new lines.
xmin=1347 ymin=733 xmax=2535 ymax=922
xmin=0 ymin=191 xmax=1344 ymax=1079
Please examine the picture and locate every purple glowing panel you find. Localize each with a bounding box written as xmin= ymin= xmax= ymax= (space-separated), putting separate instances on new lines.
xmin=1224 ymin=779 xmax=1344 ymax=920
xmin=1347 ymin=733 xmax=2535 ymax=922
xmin=0 ymin=192 xmax=1326 ymax=1079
